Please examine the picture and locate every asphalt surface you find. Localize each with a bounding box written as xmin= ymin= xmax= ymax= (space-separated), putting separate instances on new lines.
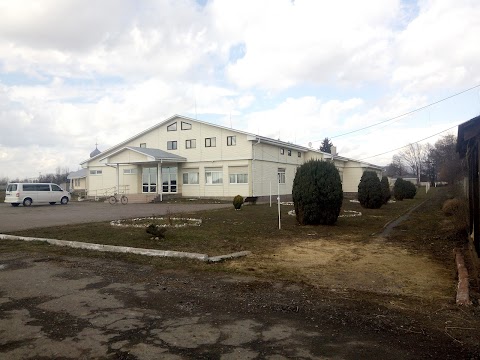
xmin=1 ymin=253 xmax=473 ymax=360
xmin=0 ymin=201 xmax=230 ymax=233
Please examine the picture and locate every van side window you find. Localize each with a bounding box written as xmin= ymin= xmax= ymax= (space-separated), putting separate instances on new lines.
xmin=51 ymin=184 xmax=62 ymax=191
xmin=37 ymin=184 xmax=50 ymax=191
xmin=23 ymin=184 xmax=36 ymax=191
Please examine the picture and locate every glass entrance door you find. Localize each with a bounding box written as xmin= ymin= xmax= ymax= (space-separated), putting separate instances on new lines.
xmin=142 ymin=167 xmax=157 ymax=193
xmin=162 ymin=167 xmax=177 ymax=193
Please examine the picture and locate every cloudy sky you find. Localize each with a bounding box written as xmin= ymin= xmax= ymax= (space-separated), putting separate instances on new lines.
xmin=1 ymin=0 xmax=479 ymax=180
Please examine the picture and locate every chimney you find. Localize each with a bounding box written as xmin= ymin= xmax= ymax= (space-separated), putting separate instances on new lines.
xmin=331 ymin=146 xmax=337 ymax=156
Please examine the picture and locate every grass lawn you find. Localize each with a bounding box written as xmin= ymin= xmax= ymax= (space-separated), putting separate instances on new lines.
xmin=7 ymin=190 xmax=429 ymax=257
xmin=2 ymin=186 xmax=470 ymax=297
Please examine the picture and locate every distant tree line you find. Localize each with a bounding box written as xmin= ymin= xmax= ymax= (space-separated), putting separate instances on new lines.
xmin=384 ymin=134 xmax=464 ymax=185
xmin=0 ymin=166 xmax=70 ymax=186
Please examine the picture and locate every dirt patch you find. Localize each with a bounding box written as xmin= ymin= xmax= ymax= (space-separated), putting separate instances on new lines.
xmin=228 ymin=237 xmax=454 ymax=300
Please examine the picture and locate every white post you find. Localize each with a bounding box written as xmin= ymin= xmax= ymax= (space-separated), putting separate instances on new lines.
xmin=277 ymin=180 xmax=281 ymax=230
xmin=270 ymin=182 xmax=272 ymax=207
xmin=159 ymin=161 xmax=163 ymax=202
xmin=116 ymin=163 xmax=120 ymax=195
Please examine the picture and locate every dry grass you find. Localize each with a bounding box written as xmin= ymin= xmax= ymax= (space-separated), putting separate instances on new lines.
xmin=1 ymin=187 xmax=468 ymax=296
xmin=6 ymin=191 xmax=427 ymax=257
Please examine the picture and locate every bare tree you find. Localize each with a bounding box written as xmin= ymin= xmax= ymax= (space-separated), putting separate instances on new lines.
xmin=430 ymin=134 xmax=465 ymax=184
xmin=398 ymin=143 xmax=427 ymax=184
xmin=385 ymin=155 xmax=405 ymax=177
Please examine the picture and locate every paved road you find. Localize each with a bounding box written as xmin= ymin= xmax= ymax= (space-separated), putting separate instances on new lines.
xmin=0 ymin=201 xmax=230 ymax=232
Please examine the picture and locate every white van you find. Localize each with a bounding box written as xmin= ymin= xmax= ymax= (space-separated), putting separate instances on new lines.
xmin=5 ymin=183 xmax=71 ymax=207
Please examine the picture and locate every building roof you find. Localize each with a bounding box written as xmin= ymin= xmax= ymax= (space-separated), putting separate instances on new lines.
xmin=90 ymin=145 xmax=101 ymax=158
xmin=98 ymin=146 xmax=187 ymax=164
xmin=67 ymin=168 xmax=88 ymax=179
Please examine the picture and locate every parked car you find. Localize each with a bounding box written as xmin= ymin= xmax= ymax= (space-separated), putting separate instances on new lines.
xmin=5 ymin=183 xmax=71 ymax=207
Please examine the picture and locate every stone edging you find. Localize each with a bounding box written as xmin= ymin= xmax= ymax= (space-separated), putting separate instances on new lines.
xmin=454 ymin=248 xmax=472 ymax=306
xmin=0 ymin=234 xmax=250 ymax=263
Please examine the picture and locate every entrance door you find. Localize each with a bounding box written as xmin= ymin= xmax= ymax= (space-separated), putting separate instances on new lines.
xmin=142 ymin=167 xmax=157 ymax=193
xmin=162 ymin=167 xmax=177 ymax=193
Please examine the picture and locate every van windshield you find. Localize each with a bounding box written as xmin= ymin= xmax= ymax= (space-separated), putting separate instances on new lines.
xmin=6 ymin=184 xmax=17 ymax=191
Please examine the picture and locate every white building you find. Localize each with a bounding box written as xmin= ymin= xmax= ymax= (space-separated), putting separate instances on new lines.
xmin=79 ymin=115 xmax=382 ymax=201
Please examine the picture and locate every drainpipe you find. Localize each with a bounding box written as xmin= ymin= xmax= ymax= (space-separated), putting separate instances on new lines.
xmin=252 ymin=138 xmax=261 ymax=196
xmin=116 ymin=163 xmax=119 ymax=194
xmin=159 ymin=160 xmax=163 ymax=202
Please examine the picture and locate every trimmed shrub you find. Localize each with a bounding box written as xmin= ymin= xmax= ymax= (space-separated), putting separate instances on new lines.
xmin=233 ymin=195 xmax=244 ymax=210
xmin=404 ymin=181 xmax=417 ymax=199
xmin=292 ymin=160 xmax=343 ymax=225
xmin=381 ymin=176 xmax=391 ymax=204
xmin=358 ymin=171 xmax=383 ymax=209
xmin=394 ymin=178 xmax=417 ymax=200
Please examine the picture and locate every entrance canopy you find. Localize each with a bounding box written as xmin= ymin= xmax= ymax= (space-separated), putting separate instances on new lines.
xmin=99 ymin=146 xmax=187 ymax=165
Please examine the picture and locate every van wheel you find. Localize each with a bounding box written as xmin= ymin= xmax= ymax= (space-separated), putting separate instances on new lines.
xmin=23 ymin=198 xmax=32 ymax=207
xmin=49 ymin=202 xmax=56 ymax=205
xmin=60 ymin=197 xmax=69 ymax=205
xmin=11 ymin=203 xmax=20 ymax=207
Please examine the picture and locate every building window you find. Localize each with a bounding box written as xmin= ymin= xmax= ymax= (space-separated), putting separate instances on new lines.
xmin=167 ymin=141 xmax=177 ymax=150
xmin=288 ymin=150 xmax=292 ymax=156
xmin=167 ymin=122 xmax=177 ymax=131
xmin=227 ymin=136 xmax=236 ymax=146
xmin=278 ymin=168 xmax=286 ymax=184
xmin=298 ymin=152 xmax=301 ymax=158
xmin=140 ymin=143 xmax=146 ymax=148
xmin=229 ymin=173 xmax=248 ymax=184
xmin=280 ymin=148 xmax=285 ymax=155
xmin=181 ymin=121 xmax=192 ymax=130
xmin=182 ymin=172 xmax=199 ymax=185
xmin=205 ymin=137 xmax=216 ymax=147
xmin=205 ymin=169 xmax=223 ymax=184
xmin=90 ymin=170 xmax=103 ymax=175
xmin=123 ymin=168 xmax=137 ymax=175
xmin=74 ymin=179 xmax=81 ymax=187
xmin=185 ymin=139 xmax=196 ymax=149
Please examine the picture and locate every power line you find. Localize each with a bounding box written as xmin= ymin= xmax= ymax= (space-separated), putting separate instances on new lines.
xmin=314 ymin=84 xmax=480 ymax=141
xmin=358 ymin=123 xmax=460 ymax=161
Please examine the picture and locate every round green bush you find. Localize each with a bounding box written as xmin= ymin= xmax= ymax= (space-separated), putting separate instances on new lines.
xmin=381 ymin=176 xmax=391 ymax=204
xmin=404 ymin=181 xmax=417 ymax=199
xmin=358 ymin=171 xmax=383 ymax=209
xmin=233 ymin=195 xmax=244 ymax=210
xmin=393 ymin=178 xmax=405 ymax=200
xmin=393 ymin=178 xmax=416 ymax=200
xmin=292 ymin=160 xmax=343 ymax=225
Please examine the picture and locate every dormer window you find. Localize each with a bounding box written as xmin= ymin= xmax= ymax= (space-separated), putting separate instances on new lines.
xmin=167 ymin=122 xmax=177 ymax=131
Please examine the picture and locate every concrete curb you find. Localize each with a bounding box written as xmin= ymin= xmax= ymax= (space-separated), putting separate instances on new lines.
xmin=0 ymin=234 xmax=251 ymax=262
xmin=453 ymin=248 xmax=472 ymax=306
xmin=208 ymin=251 xmax=252 ymax=263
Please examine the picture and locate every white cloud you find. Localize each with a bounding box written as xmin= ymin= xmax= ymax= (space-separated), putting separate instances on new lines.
xmin=242 ymin=96 xmax=364 ymax=144
xmin=393 ymin=0 xmax=480 ymax=92
xmin=220 ymin=0 xmax=399 ymax=90
xmin=0 ymin=0 xmax=479 ymax=180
